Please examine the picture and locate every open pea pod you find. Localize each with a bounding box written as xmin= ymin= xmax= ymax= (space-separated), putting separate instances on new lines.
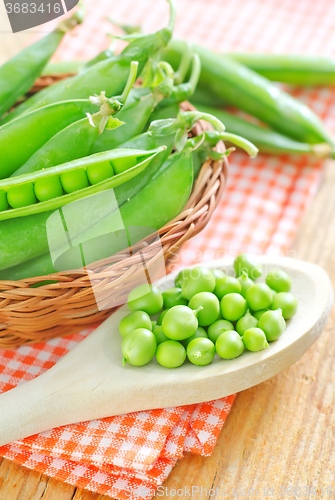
xmin=0 ymin=147 xmax=165 ymax=222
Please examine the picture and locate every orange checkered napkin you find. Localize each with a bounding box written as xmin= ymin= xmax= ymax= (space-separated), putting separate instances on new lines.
xmin=1 ymin=0 xmax=335 ymax=497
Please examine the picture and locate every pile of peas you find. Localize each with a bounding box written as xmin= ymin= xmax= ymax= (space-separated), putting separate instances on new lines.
xmin=0 ymin=161 xmax=116 ymax=212
xmin=119 ymin=253 xmax=298 ymax=368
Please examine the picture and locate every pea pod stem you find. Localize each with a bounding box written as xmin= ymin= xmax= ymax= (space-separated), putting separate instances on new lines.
xmin=174 ymin=42 xmax=192 ymax=84
xmin=209 ymin=131 xmax=258 ymax=158
xmin=115 ymin=61 xmax=139 ymax=105
xmin=161 ymin=54 xmax=201 ymax=107
xmin=193 ymin=306 xmax=204 ymax=316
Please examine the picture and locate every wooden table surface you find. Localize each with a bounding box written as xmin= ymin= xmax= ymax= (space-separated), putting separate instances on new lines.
xmin=1 ymin=39 xmax=335 ymax=500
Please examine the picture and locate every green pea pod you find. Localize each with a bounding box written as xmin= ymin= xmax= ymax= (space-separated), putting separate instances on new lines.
xmin=194 ymin=104 xmax=333 ymax=157
xmin=0 ymin=147 xmax=165 ymax=271
xmin=228 ymin=54 xmax=335 ymax=87
xmin=0 ymin=146 xmax=193 ymax=281
xmin=0 ymin=147 xmax=164 ymax=223
xmin=162 ymin=40 xmax=334 ymax=146
xmin=0 ymin=7 xmax=84 ymax=119
xmin=42 ymin=40 xmax=116 ymax=76
xmin=147 ymin=102 xmax=180 ymax=124
xmin=13 ymin=62 xmax=139 ymax=177
xmin=0 ymin=99 xmax=98 ymax=179
xmin=3 ymin=0 xmax=176 ymax=123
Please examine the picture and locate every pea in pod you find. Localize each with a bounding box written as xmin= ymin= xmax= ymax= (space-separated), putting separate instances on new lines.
xmin=13 ymin=62 xmax=139 ymax=177
xmin=162 ymin=40 xmax=334 ymax=146
xmin=0 ymin=147 xmax=165 ymax=223
xmin=0 ymin=7 xmax=84 ymax=119
xmin=3 ymin=0 xmax=176 ymax=123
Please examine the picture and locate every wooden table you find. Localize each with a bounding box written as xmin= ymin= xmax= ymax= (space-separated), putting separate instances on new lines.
xmin=0 ymin=159 xmax=334 ymax=498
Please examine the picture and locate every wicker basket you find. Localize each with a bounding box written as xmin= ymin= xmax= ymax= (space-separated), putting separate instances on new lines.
xmin=0 ymin=77 xmax=228 ymax=349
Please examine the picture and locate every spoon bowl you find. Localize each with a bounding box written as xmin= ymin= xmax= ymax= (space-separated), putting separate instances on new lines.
xmin=0 ymin=256 xmax=332 ymax=447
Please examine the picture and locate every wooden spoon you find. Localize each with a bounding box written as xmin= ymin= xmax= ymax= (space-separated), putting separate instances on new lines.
xmin=0 ymin=256 xmax=332 ymax=447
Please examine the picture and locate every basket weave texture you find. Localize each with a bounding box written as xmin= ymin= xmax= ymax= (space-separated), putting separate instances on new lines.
xmin=0 ymin=82 xmax=228 ymax=348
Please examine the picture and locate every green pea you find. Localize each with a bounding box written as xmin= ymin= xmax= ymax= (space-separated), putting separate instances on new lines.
xmin=34 ymin=176 xmax=64 ymax=202
xmin=162 ymin=287 xmax=188 ymax=308
xmin=174 ymin=268 xmax=191 ymax=288
xmin=212 ymin=269 xmax=225 ymax=283
xmin=243 ymin=327 xmax=269 ymax=352
xmin=237 ymin=271 xmax=254 ymax=298
xmin=121 ymin=328 xmax=157 ymax=367
xmin=207 ymin=319 xmax=234 ymax=343
xmin=253 ymin=309 xmax=269 ymax=320
xmin=271 ymin=292 xmax=298 ymax=319
xmin=7 ymin=183 xmax=37 ymax=208
xmin=187 ymin=338 xmax=216 ymax=366
xmin=188 ymin=292 xmax=220 ymax=326
xmin=0 ymin=190 xmax=9 ymax=211
xmin=86 ymin=162 xmax=114 ymax=185
xmin=258 ymin=309 xmax=286 ymax=341
xmin=220 ymin=293 xmax=247 ymax=322
xmin=234 ymin=253 xmax=262 ymax=279
xmin=266 ymin=269 xmax=291 ymax=293
xmin=216 ymin=330 xmax=245 ymax=359
xmin=156 ymin=340 xmax=186 ymax=368
xmin=214 ymin=276 xmax=241 ymax=300
xmin=119 ymin=310 xmax=152 ymax=338
xmin=236 ymin=311 xmax=258 ymax=336
xmin=162 ymin=305 xmax=198 ymax=340
xmin=110 ymin=156 xmax=137 ymax=175
xmin=181 ymin=326 xmax=208 ymax=348
xmin=128 ymin=284 xmax=163 ymax=316
xmin=153 ymin=325 xmax=169 ymax=345
xmin=60 ymin=168 xmax=89 ymax=193
xmin=181 ymin=267 xmax=216 ymax=300
xmin=157 ymin=309 xmax=169 ymax=325
xmin=246 ymin=283 xmax=273 ymax=311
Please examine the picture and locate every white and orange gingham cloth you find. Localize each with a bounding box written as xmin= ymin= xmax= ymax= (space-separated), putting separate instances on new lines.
xmin=1 ymin=0 xmax=335 ymax=497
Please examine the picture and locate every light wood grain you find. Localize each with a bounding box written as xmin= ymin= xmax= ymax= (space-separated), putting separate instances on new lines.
xmin=1 ymin=160 xmax=335 ymax=498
